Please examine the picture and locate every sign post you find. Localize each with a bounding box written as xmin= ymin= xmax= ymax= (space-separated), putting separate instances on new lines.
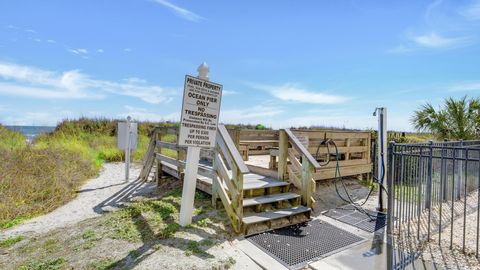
xmin=178 ymin=62 xmax=223 ymax=226
xmin=117 ymin=116 xmax=138 ymax=181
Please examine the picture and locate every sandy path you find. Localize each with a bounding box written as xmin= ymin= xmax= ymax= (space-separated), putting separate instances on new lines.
xmin=1 ymin=162 xmax=155 ymax=239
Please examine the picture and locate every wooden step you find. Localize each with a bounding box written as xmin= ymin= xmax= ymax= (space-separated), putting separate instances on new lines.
xmin=242 ymin=174 xmax=289 ymax=191
xmin=242 ymin=206 xmax=311 ymax=225
xmin=243 ymin=193 xmax=300 ymax=207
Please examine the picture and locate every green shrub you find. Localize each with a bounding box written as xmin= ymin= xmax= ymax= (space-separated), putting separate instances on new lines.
xmin=0 ymin=125 xmax=26 ymax=149
xmin=0 ymin=118 xmax=179 ymax=228
xmin=255 ymin=124 xmax=266 ymax=130
xmin=0 ymin=146 xmax=97 ymax=227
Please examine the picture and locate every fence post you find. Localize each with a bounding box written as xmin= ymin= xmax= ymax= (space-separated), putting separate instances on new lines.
xmin=457 ymin=140 xmax=464 ymax=200
xmin=442 ymin=138 xmax=448 ymax=201
xmin=386 ymin=141 xmax=395 ymax=270
xmin=278 ymin=130 xmax=288 ymax=181
xmin=426 ymin=140 xmax=434 ymax=240
xmin=426 ymin=140 xmax=433 ymax=210
xmin=301 ymin=155 xmax=313 ymax=207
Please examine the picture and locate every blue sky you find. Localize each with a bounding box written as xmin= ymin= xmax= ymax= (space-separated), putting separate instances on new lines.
xmin=1 ymin=0 xmax=480 ymax=130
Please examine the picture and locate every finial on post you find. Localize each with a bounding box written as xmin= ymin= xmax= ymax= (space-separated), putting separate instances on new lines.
xmin=197 ymin=62 xmax=209 ymax=81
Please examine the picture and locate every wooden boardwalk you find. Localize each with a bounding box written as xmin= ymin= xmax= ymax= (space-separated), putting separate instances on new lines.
xmin=139 ymin=125 xmax=372 ymax=235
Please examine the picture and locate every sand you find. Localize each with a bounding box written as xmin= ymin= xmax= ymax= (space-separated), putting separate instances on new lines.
xmin=1 ymin=162 xmax=153 ymax=239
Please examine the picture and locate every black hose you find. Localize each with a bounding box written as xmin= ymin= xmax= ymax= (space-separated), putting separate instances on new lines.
xmin=321 ymin=139 xmax=380 ymax=221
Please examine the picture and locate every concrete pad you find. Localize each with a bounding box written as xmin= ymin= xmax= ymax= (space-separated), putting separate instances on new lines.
xmin=236 ymin=237 xmax=289 ymax=270
xmin=309 ymin=241 xmax=390 ymax=270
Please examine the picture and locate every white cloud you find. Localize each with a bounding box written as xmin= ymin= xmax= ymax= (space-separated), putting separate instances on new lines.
xmin=390 ymin=0 xmax=480 ymax=53
xmin=119 ymin=105 xmax=178 ymax=121
xmin=0 ymin=110 xmax=74 ymax=126
xmin=0 ymin=62 xmax=175 ymax=104
xmin=68 ymin=48 xmax=89 ymax=59
xmin=220 ymin=106 xmax=283 ymax=124
xmin=69 ymin=48 xmax=88 ymax=55
xmin=459 ymin=0 xmax=480 ymax=20
xmin=96 ymin=49 xmax=104 ymax=53
xmin=249 ymin=83 xmax=349 ymax=104
xmin=222 ymin=89 xmax=237 ymax=95
xmin=24 ymin=29 xmax=36 ymax=33
xmin=152 ymin=0 xmax=203 ymax=22
xmin=411 ymin=32 xmax=471 ymax=48
xmin=449 ymin=81 xmax=480 ymax=92
xmin=123 ymin=48 xmax=132 ymax=52
xmin=46 ymin=39 xmax=56 ymax=43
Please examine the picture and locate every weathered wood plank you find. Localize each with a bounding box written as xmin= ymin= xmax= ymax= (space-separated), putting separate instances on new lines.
xmin=243 ymin=193 xmax=300 ymax=207
xmin=218 ymin=125 xmax=249 ymax=173
xmin=288 ymin=149 xmax=302 ymax=172
xmin=242 ymin=206 xmax=310 ymax=225
xmin=287 ymin=165 xmax=301 ymax=188
xmin=301 ymin=156 xmax=313 ymax=208
xmin=284 ymin=129 xmax=320 ymax=170
xmin=308 ymin=145 xmax=368 ymax=155
xmin=155 ymin=140 xmax=179 ymax=150
xmin=156 ymin=153 xmax=181 ymax=167
xmin=214 ymin=154 xmax=240 ymax=201
xmin=277 ymin=130 xmax=288 ymax=180
xmin=320 ymin=158 xmax=369 ymax=168
xmin=212 ymin=175 xmax=240 ymax=232
xmin=314 ymin=163 xmax=372 ymax=180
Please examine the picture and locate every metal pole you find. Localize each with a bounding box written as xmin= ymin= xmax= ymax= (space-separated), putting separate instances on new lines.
xmin=125 ymin=116 xmax=132 ymax=181
xmin=376 ymin=107 xmax=388 ymax=212
xmin=179 ymin=62 xmax=209 ymax=227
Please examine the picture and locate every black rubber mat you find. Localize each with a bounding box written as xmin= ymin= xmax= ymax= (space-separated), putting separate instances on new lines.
xmin=324 ymin=205 xmax=386 ymax=233
xmin=246 ymin=219 xmax=364 ymax=269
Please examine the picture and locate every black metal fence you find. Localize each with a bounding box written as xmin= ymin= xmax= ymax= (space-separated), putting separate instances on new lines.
xmin=387 ymin=140 xmax=480 ymax=262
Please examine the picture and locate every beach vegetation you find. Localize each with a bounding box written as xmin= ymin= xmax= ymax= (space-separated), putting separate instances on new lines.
xmin=0 ymin=118 xmax=176 ymax=229
xmin=412 ymin=96 xmax=480 ymax=140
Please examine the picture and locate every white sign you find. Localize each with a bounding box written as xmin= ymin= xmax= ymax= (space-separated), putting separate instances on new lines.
xmin=117 ymin=122 xmax=138 ymax=150
xmin=178 ymin=75 xmax=223 ymax=148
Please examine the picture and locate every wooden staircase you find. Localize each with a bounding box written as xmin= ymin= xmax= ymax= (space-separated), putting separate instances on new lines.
xmin=240 ymin=173 xmax=310 ymax=235
xmin=140 ymin=125 xmax=321 ymax=235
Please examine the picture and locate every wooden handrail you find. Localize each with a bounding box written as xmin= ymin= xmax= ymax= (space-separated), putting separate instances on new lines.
xmin=217 ymin=125 xmax=249 ymax=174
xmin=284 ymin=129 xmax=321 ymax=170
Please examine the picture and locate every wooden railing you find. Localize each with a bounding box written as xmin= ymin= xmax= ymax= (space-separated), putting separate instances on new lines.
xmin=212 ymin=125 xmax=249 ymax=233
xmin=140 ymin=125 xmax=248 ymax=233
xmin=227 ymin=129 xmax=279 ymax=160
xmin=278 ymin=129 xmax=320 ymax=208
xmin=138 ymin=127 xmax=164 ymax=182
xmin=292 ymin=130 xmax=372 ymax=180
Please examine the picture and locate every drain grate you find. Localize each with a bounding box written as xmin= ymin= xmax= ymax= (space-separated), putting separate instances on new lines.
xmin=324 ymin=205 xmax=386 ymax=233
xmin=246 ymin=219 xmax=364 ymax=269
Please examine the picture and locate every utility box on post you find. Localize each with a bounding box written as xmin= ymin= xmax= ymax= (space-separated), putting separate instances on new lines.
xmin=118 ymin=122 xmax=138 ymax=151
xmin=118 ymin=117 xmax=138 ymax=181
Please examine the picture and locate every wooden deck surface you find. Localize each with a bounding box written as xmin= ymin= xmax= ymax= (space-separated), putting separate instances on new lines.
xmin=160 ymin=160 xmax=286 ymax=195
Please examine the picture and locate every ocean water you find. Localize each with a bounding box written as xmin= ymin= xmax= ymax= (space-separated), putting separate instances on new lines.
xmin=5 ymin=125 xmax=56 ymax=142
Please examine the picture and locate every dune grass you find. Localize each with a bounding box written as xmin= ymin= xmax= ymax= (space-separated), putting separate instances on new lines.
xmin=0 ymin=125 xmax=25 ymax=149
xmin=0 ymin=145 xmax=98 ymax=228
xmin=0 ymin=119 xmax=176 ymax=229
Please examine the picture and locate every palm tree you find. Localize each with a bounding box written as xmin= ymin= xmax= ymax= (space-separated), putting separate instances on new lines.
xmin=411 ymin=96 xmax=480 ymax=140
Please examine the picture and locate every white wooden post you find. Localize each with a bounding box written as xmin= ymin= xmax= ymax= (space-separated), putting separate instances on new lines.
xmin=125 ymin=116 xmax=132 ymax=181
xmin=179 ymin=62 xmax=210 ymax=226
